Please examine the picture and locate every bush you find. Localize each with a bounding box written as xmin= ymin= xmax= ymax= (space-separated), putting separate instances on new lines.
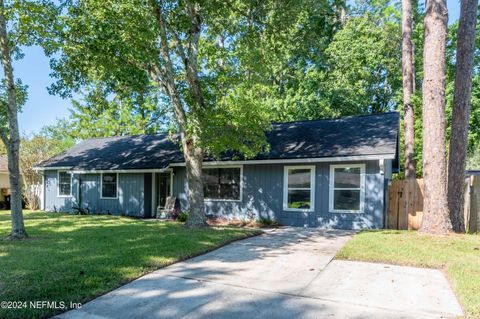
xmin=72 ymin=203 xmax=90 ymax=215
xmin=176 ymin=211 xmax=188 ymax=222
xmin=467 ymin=148 xmax=480 ymax=170
xmin=258 ymin=216 xmax=278 ymax=227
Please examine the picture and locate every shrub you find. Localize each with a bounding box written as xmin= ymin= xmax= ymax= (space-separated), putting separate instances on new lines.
xmin=72 ymin=203 xmax=90 ymax=215
xmin=258 ymin=216 xmax=278 ymax=227
xmin=176 ymin=211 xmax=188 ymax=222
xmin=467 ymin=148 xmax=480 ymax=169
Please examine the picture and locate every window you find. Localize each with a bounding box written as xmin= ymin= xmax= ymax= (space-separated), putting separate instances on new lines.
xmin=101 ymin=173 xmax=118 ymax=198
xmin=202 ymin=167 xmax=242 ymax=201
xmin=283 ymin=166 xmax=315 ymax=211
xmin=329 ymin=164 xmax=365 ymax=213
xmin=58 ymin=171 xmax=72 ymax=197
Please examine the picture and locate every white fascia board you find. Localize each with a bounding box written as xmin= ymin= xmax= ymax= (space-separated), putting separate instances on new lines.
xmin=34 ymin=154 xmax=395 ymax=172
xmin=168 ymin=154 xmax=395 ymax=167
xmin=34 ymin=167 xmax=170 ymax=174
xmin=33 ymin=166 xmax=72 ymax=172
xmin=71 ymin=168 xmax=170 ymax=174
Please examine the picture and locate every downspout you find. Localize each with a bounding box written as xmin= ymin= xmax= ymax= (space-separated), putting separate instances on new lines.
xmin=78 ymin=174 xmax=82 ymax=209
xmin=41 ymin=172 xmax=45 ymax=211
xmin=379 ymin=159 xmax=387 ymax=229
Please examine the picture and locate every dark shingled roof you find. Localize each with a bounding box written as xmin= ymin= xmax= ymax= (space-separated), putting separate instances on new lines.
xmin=36 ymin=112 xmax=399 ymax=170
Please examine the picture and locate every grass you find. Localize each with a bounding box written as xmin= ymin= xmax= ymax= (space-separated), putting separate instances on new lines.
xmin=0 ymin=210 xmax=261 ymax=319
xmin=336 ymin=230 xmax=480 ymax=318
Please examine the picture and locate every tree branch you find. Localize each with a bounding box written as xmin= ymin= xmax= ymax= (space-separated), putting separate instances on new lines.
xmin=0 ymin=127 xmax=8 ymax=146
xmin=183 ymin=1 xmax=205 ymax=111
xmin=149 ymin=0 xmax=189 ymax=135
xmin=168 ymin=26 xmax=188 ymax=66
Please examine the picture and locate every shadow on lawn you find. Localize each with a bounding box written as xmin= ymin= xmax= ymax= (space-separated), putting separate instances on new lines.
xmin=0 ymin=214 xmax=354 ymax=319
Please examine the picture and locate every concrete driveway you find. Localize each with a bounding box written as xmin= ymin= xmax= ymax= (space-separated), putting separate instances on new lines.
xmin=56 ymin=228 xmax=463 ymax=319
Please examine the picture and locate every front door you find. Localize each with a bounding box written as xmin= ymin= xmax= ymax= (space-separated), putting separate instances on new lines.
xmin=155 ymin=172 xmax=172 ymax=209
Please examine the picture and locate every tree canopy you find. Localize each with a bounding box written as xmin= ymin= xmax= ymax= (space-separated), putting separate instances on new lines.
xmin=43 ymin=0 xmax=480 ymax=177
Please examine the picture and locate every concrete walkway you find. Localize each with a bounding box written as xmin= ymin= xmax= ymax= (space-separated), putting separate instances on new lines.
xmin=56 ymin=228 xmax=463 ymax=319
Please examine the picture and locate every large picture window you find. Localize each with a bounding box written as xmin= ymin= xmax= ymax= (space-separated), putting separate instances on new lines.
xmin=101 ymin=173 xmax=118 ymax=198
xmin=283 ymin=166 xmax=315 ymax=211
xmin=329 ymin=164 xmax=365 ymax=213
xmin=58 ymin=171 xmax=72 ymax=197
xmin=202 ymin=167 xmax=242 ymax=201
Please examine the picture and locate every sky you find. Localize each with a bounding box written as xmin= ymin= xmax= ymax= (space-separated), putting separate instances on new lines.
xmin=17 ymin=0 xmax=461 ymax=135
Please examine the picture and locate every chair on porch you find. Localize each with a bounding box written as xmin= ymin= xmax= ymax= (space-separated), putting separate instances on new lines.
xmin=156 ymin=196 xmax=179 ymax=219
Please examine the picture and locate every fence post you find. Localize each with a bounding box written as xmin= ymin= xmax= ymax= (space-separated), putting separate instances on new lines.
xmin=468 ymin=176 xmax=480 ymax=233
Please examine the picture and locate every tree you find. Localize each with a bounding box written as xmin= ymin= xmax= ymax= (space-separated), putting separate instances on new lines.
xmin=467 ymin=147 xmax=480 ymax=169
xmin=20 ymin=134 xmax=73 ymax=210
xmin=0 ymin=0 xmax=56 ymax=238
xmin=67 ymin=84 xmax=168 ymax=139
xmin=40 ymin=119 xmax=77 ymax=150
xmin=419 ymin=0 xmax=452 ymax=234
xmin=402 ymin=0 xmax=416 ymax=179
xmin=303 ymin=5 xmax=401 ymax=118
xmin=445 ymin=13 xmax=480 ymax=154
xmin=447 ymin=0 xmax=478 ymax=232
xmin=0 ymin=0 xmax=26 ymax=239
xmin=415 ymin=9 xmax=480 ymax=178
xmin=51 ymin=0 xmax=279 ymax=227
xmin=237 ymin=0 xmax=345 ymax=121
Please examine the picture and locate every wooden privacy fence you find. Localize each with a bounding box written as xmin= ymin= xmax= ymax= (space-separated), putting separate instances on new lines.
xmin=387 ymin=179 xmax=424 ymax=230
xmin=387 ymin=176 xmax=480 ymax=232
xmin=465 ymin=175 xmax=480 ymax=233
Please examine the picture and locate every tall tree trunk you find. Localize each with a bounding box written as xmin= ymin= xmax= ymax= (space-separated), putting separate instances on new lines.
xmin=447 ymin=0 xmax=478 ymax=233
xmin=150 ymin=0 xmax=207 ymax=227
xmin=402 ymin=0 xmax=416 ymax=179
xmin=0 ymin=0 xmax=27 ymax=239
xmin=183 ymin=141 xmax=206 ymax=227
xmin=419 ymin=0 xmax=452 ymax=235
xmin=150 ymin=64 xmax=207 ymax=228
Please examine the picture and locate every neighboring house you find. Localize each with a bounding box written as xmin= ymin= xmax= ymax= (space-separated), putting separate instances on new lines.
xmin=34 ymin=112 xmax=399 ymax=229
xmin=0 ymin=156 xmax=9 ymax=205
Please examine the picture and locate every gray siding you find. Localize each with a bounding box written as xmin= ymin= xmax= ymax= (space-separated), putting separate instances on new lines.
xmin=173 ymin=167 xmax=188 ymax=209
xmin=44 ymin=160 xmax=388 ymax=229
xmin=144 ymin=173 xmax=153 ymax=218
xmin=384 ymin=159 xmax=393 ymax=180
xmin=44 ymin=170 xmax=77 ymax=212
xmin=172 ymin=160 xmax=386 ymax=229
xmin=44 ymin=171 xmax=145 ymax=217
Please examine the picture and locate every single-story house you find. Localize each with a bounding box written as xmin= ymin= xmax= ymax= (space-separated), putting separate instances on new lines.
xmin=34 ymin=112 xmax=399 ymax=229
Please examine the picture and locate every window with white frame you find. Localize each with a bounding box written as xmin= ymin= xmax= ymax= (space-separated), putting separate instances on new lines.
xmin=101 ymin=173 xmax=118 ymax=198
xmin=202 ymin=167 xmax=242 ymax=201
xmin=58 ymin=171 xmax=72 ymax=197
xmin=283 ymin=166 xmax=315 ymax=211
xmin=329 ymin=164 xmax=365 ymax=213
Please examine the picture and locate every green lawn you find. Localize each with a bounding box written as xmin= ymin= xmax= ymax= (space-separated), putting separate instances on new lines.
xmin=0 ymin=211 xmax=260 ymax=319
xmin=336 ymin=230 xmax=480 ymax=318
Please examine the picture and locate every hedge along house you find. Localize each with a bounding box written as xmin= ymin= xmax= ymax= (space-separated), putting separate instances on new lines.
xmin=34 ymin=112 xmax=399 ymax=229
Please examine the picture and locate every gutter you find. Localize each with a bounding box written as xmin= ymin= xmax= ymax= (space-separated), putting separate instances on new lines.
xmin=33 ymin=167 xmax=171 ymax=174
xmin=169 ymin=154 xmax=396 ymax=167
xmin=33 ymin=154 xmax=396 ymax=172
